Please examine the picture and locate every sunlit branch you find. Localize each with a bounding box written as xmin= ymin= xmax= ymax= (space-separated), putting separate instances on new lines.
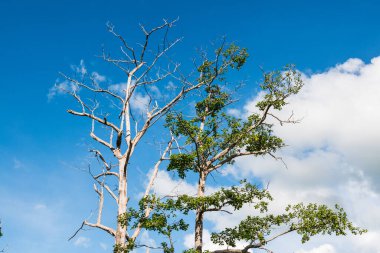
xmin=131 ymin=137 xmax=174 ymax=240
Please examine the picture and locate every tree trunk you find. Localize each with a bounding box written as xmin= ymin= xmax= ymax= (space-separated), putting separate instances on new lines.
xmin=115 ymin=158 xmax=128 ymax=249
xmin=195 ymin=171 xmax=206 ymax=252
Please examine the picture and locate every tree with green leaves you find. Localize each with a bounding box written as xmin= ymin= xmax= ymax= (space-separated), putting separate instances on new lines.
xmin=161 ymin=58 xmax=366 ymax=252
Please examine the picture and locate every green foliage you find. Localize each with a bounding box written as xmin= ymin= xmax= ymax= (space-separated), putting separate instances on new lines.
xmin=173 ymin=181 xmax=272 ymax=214
xmin=161 ymin=242 xmax=174 ymax=253
xmin=184 ymin=250 xmax=211 ymax=253
xmin=117 ymin=195 xmax=190 ymax=252
xmin=113 ymin=238 xmax=135 ymax=253
xmin=288 ymin=203 xmax=367 ymax=242
xmin=167 ymin=153 xmax=196 ymax=179
xmin=166 ymin=113 xmax=199 ymax=140
xmin=197 ymin=43 xmax=248 ymax=84
xmin=256 ymin=64 xmax=303 ymax=111
xmin=195 ymin=85 xmax=230 ymax=118
xmin=244 ymin=125 xmax=284 ymax=153
xmin=211 ymin=203 xmax=367 ymax=248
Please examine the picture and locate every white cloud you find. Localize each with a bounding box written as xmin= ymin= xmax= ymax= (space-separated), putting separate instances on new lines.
xmin=108 ymin=82 xmax=152 ymax=115
xmin=208 ymin=56 xmax=380 ymax=253
xmin=74 ymin=236 xmax=91 ymax=248
xmin=91 ymin=71 xmax=106 ymax=82
xmin=48 ymin=61 xmax=106 ymax=101
xmin=273 ymin=57 xmax=379 ymax=186
xmin=71 ymin=59 xmax=87 ymax=76
xmin=226 ymin=108 xmax=241 ymax=118
xmin=149 ymin=169 xmax=222 ymax=198
xmin=335 ymin=58 xmax=364 ymax=74
xmin=151 ymin=170 xmax=198 ymax=197
xmin=296 ymin=244 xmax=336 ymax=253
xmin=165 ymin=81 xmax=177 ymax=90
xmin=237 ymin=56 xmax=380 ymax=188
xmin=138 ymin=231 xmax=157 ymax=248
xmin=47 ymin=79 xmax=79 ymax=101
xmin=149 ymin=85 xmax=162 ymax=98
xmin=351 ymin=231 xmax=380 ymax=253
xmin=47 ymin=81 xmax=68 ymax=101
xmin=131 ymin=92 xmax=150 ymax=115
xmin=108 ymin=82 xmax=126 ymax=94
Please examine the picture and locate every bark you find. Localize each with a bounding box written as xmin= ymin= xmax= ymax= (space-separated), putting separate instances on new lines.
xmin=115 ymin=157 xmax=128 ymax=247
xmin=195 ymin=170 xmax=207 ymax=252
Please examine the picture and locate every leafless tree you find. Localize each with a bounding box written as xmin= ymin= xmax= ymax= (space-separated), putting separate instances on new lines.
xmin=58 ymin=19 xmax=227 ymax=251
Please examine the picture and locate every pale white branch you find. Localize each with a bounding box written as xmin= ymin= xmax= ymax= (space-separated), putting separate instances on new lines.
xmin=131 ymin=137 xmax=174 ymax=240
xmin=61 ymin=73 xmax=125 ymax=102
xmin=84 ymin=221 xmax=116 ymax=236
xmin=90 ymin=149 xmax=111 ymax=171
xmin=90 ymin=132 xmax=115 ymax=151
xmin=68 ymin=110 xmax=120 ymax=132
xmin=94 ymin=171 xmax=119 ymax=179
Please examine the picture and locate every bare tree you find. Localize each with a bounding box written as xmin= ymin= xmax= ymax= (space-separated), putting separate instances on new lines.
xmin=58 ymin=19 xmax=241 ymax=251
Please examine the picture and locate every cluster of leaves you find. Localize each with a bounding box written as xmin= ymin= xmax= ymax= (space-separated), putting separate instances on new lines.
xmin=167 ymin=153 xmax=196 ymax=179
xmin=289 ymin=203 xmax=366 ymax=242
xmin=197 ymin=43 xmax=248 ymax=84
xmin=117 ymin=195 xmax=189 ymax=253
xmin=113 ymin=240 xmax=135 ymax=253
xmin=173 ymin=181 xmax=272 ymax=214
xmin=243 ymin=117 xmax=284 ymax=153
xmin=256 ymin=64 xmax=303 ymax=111
xmin=211 ymin=203 xmax=367 ymax=249
xmin=183 ymin=250 xmax=211 ymax=253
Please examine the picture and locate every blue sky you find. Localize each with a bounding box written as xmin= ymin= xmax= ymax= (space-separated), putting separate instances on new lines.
xmin=1 ymin=0 xmax=380 ymax=252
